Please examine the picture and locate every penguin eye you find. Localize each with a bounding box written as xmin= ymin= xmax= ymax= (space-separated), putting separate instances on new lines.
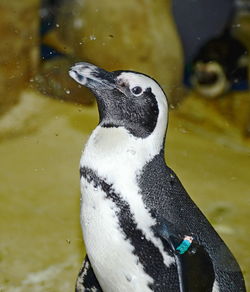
xmin=131 ymin=86 xmax=143 ymax=96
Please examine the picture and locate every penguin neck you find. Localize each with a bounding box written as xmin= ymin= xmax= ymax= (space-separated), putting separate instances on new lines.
xmin=81 ymin=124 xmax=166 ymax=177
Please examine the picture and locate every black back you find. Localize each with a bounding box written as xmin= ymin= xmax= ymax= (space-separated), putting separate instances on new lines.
xmin=138 ymin=150 xmax=246 ymax=292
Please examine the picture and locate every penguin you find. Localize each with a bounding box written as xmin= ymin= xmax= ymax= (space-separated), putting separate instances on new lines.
xmin=184 ymin=0 xmax=249 ymax=99
xmin=189 ymin=33 xmax=248 ymax=98
xmin=69 ymin=62 xmax=246 ymax=292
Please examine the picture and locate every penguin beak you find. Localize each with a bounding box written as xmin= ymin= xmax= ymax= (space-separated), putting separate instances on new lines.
xmin=69 ymin=62 xmax=116 ymax=91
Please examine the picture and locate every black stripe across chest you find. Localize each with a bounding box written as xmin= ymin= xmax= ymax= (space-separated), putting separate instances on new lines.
xmin=80 ymin=167 xmax=179 ymax=291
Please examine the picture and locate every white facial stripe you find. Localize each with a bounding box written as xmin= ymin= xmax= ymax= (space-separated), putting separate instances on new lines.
xmin=117 ymin=73 xmax=150 ymax=92
xmin=203 ymin=62 xmax=223 ymax=74
xmin=117 ymin=72 xmax=168 ymax=109
xmin=195 ymin=79 xmax=229 ymax=98
xmin=192 ymin=62 xmax=229 ymax=98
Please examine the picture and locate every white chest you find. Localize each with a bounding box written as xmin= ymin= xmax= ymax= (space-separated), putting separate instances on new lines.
xmin=79 ymin=126 xmax=174 ymax=291
xmin=80 ymin=176 xmax=153 ymax=292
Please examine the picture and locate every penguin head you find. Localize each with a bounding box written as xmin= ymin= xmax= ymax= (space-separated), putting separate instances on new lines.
xmin=69 ymin=62 xmax=168 ymax=139
xmin=191 ymin=61 xmax=229 ymax=98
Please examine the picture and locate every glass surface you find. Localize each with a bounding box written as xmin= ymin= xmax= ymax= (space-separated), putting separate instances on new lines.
xmin=0 ymin=0 xmax=249 ymax=290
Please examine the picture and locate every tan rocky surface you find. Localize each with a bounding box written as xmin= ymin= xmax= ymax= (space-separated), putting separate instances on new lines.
xmin=0 ymin=0 xmax=39 ymax=115
xmin=0 ymin=90 xmax=249 ymax=291
xmin=56 ymin=0 xmax=183 ymax=103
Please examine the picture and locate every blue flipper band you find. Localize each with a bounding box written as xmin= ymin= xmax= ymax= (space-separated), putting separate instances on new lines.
xmin=176 ymin=237 xmax=193 ymax=254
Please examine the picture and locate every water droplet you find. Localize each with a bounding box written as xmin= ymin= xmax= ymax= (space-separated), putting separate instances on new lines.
xmin=179 ymin=127 xmax=188 ymax=134
xmin=74 ymin=18 xmax=84 ymax=29
xmin=125 ymin=274 xmax=132 ymax=282
xmin=90 ymin=35 xmax=96 ymax=41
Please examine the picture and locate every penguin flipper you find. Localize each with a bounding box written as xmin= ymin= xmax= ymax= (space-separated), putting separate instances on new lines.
xmin=155 ymin=219 xmax=215 ymax=292
xmin=75 ymin=255 xmax=103 ymax=292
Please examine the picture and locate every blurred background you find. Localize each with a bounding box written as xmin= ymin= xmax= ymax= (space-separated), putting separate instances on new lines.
xmin=0 ymin=0 xmax=249 ymax=291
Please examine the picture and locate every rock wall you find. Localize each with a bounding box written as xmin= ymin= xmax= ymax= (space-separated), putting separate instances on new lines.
xmin=0 ymin=0 xmax=39 ymax=115
xmin=56 ymin=0 xmax=183 ymax=103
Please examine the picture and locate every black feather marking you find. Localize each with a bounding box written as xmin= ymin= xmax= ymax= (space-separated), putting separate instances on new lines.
xmin=80 ymin=167 xmax=180 ymax=291
xmin=154 ymin=218 xmax=215 ymax=292
xmin=138 ymin=151 xmax=246 ymax=292
xmin=95 ymin=86 xmax=159 ymax=138
xmin=75 ymin=255 xmax=103 ymax=292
